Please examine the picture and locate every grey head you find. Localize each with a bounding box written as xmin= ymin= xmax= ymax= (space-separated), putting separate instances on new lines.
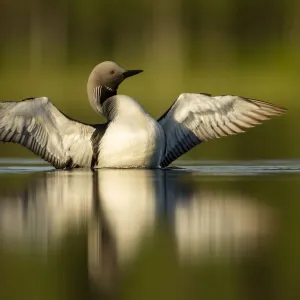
xmin=87 ymin=61 xmax=143 ymax=116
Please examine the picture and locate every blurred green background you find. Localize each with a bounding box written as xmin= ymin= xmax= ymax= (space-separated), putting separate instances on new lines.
xmin=1 ymin=1 xmax=300 ymax=300
xmin=0 ymin=0 xmax=298 ymax=160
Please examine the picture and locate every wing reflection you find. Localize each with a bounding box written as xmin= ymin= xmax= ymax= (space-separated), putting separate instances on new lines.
xmin=174 ymin=190 xmax=273 ymax=263
xmin=0 ymin=170 xmax=95 ymax=247
xmin=0 ymin=169 xmax=274 ymax=286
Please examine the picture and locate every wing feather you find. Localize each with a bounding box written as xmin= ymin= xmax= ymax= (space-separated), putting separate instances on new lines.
xmin=158 ymin=93 xmax=286 ymax=168
xmin=0 ymin=97 xmax=94 ymax=168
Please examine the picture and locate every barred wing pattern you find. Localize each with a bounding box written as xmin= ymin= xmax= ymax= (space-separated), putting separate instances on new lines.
xmin=0 ymin=97 xmax=94 ymax=168
xmin=158 ymin=93 xmax=286 ymax=168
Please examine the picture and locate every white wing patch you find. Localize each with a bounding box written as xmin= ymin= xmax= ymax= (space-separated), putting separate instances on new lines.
xmin=158 ymin=93 xmax=286 ymax=168
xmin=0 ymin=97 xmax=94 ymax=168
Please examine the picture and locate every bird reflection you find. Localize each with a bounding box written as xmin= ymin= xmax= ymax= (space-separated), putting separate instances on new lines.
xmin=0 ymin=169 xmax=274 ymax=288
xmin=174 ymin=190 xmax=273 ymax=263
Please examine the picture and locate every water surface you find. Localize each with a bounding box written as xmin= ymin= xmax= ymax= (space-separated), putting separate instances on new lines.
xmin=1 ymin=158 xmax=300 ymax=300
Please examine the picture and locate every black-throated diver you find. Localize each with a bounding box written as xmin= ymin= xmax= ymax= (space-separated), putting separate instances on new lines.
xmin=0 ymin=61 xmax=286 ymax=169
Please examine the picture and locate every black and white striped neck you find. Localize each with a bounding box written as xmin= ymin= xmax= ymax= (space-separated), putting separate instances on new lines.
xmin=94 ymin=85 xmax=117 ymax=106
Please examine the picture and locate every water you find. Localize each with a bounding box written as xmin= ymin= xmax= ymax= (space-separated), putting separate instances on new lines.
xmin=1 ymin=159 xmax=300 ymax=300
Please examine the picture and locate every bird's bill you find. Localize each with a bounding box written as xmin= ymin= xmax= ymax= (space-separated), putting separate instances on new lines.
xmin=122 ymin=69 xmax=143 ymax=79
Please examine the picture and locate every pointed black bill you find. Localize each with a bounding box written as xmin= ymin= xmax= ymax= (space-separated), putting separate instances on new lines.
xmin=122 ymin=69 xmax=143 ymax=79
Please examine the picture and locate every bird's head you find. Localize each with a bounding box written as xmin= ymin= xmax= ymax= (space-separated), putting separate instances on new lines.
xmin=87 ymin=61 xmax=143 ymax=116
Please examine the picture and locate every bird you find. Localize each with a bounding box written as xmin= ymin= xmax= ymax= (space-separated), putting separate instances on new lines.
xmin=0 ymin=61 xmax=286 ymax=169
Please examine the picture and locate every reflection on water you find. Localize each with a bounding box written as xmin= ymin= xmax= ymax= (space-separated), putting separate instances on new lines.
xmin=0 ymin=167 xmax=275 ymax=290
xmin=175 ymin=191 xmax=272 ymax=262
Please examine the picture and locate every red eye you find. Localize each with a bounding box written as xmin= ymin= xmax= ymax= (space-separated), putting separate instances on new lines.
xmin=110 ymin=70 xmax=115 ymax=75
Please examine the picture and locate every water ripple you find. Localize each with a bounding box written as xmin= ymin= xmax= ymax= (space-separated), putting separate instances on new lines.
xmin=0 ymin=158 xmax=300 ymax=175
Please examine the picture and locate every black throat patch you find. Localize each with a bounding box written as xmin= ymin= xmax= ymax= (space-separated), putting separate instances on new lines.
xmin=94 ymin=86 xmax=116 ymax=105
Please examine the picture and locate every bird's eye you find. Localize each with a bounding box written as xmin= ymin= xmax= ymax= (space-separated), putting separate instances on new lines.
xmin=110 ymin=70 xmax=115 ymax=75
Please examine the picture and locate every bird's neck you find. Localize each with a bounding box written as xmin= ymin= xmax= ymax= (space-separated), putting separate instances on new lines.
xmin=99 ymin=86 xmax=116 ymax=105
xmin=88 ymin=85 xmax=117 ymax=118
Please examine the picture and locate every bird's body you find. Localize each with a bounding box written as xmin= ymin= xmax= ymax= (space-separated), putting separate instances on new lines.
xmin=95 ymin=95 xmax=164 ymax=168
xmin=0 ymin=61 xmax=286 ymax=169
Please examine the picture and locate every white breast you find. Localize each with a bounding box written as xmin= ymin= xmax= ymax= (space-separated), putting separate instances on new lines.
xmin=96 ymin=95 xmax=165 ymax=168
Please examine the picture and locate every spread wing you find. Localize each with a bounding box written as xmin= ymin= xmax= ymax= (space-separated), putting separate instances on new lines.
xmin=0 ymin=97 xmax=95 ymax=169
xmin=158 ymin=93 xmax=286 ymax=168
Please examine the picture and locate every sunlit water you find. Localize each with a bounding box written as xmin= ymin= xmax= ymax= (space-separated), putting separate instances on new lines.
xmin=1 ymin=158 xmax=300 ymax=299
